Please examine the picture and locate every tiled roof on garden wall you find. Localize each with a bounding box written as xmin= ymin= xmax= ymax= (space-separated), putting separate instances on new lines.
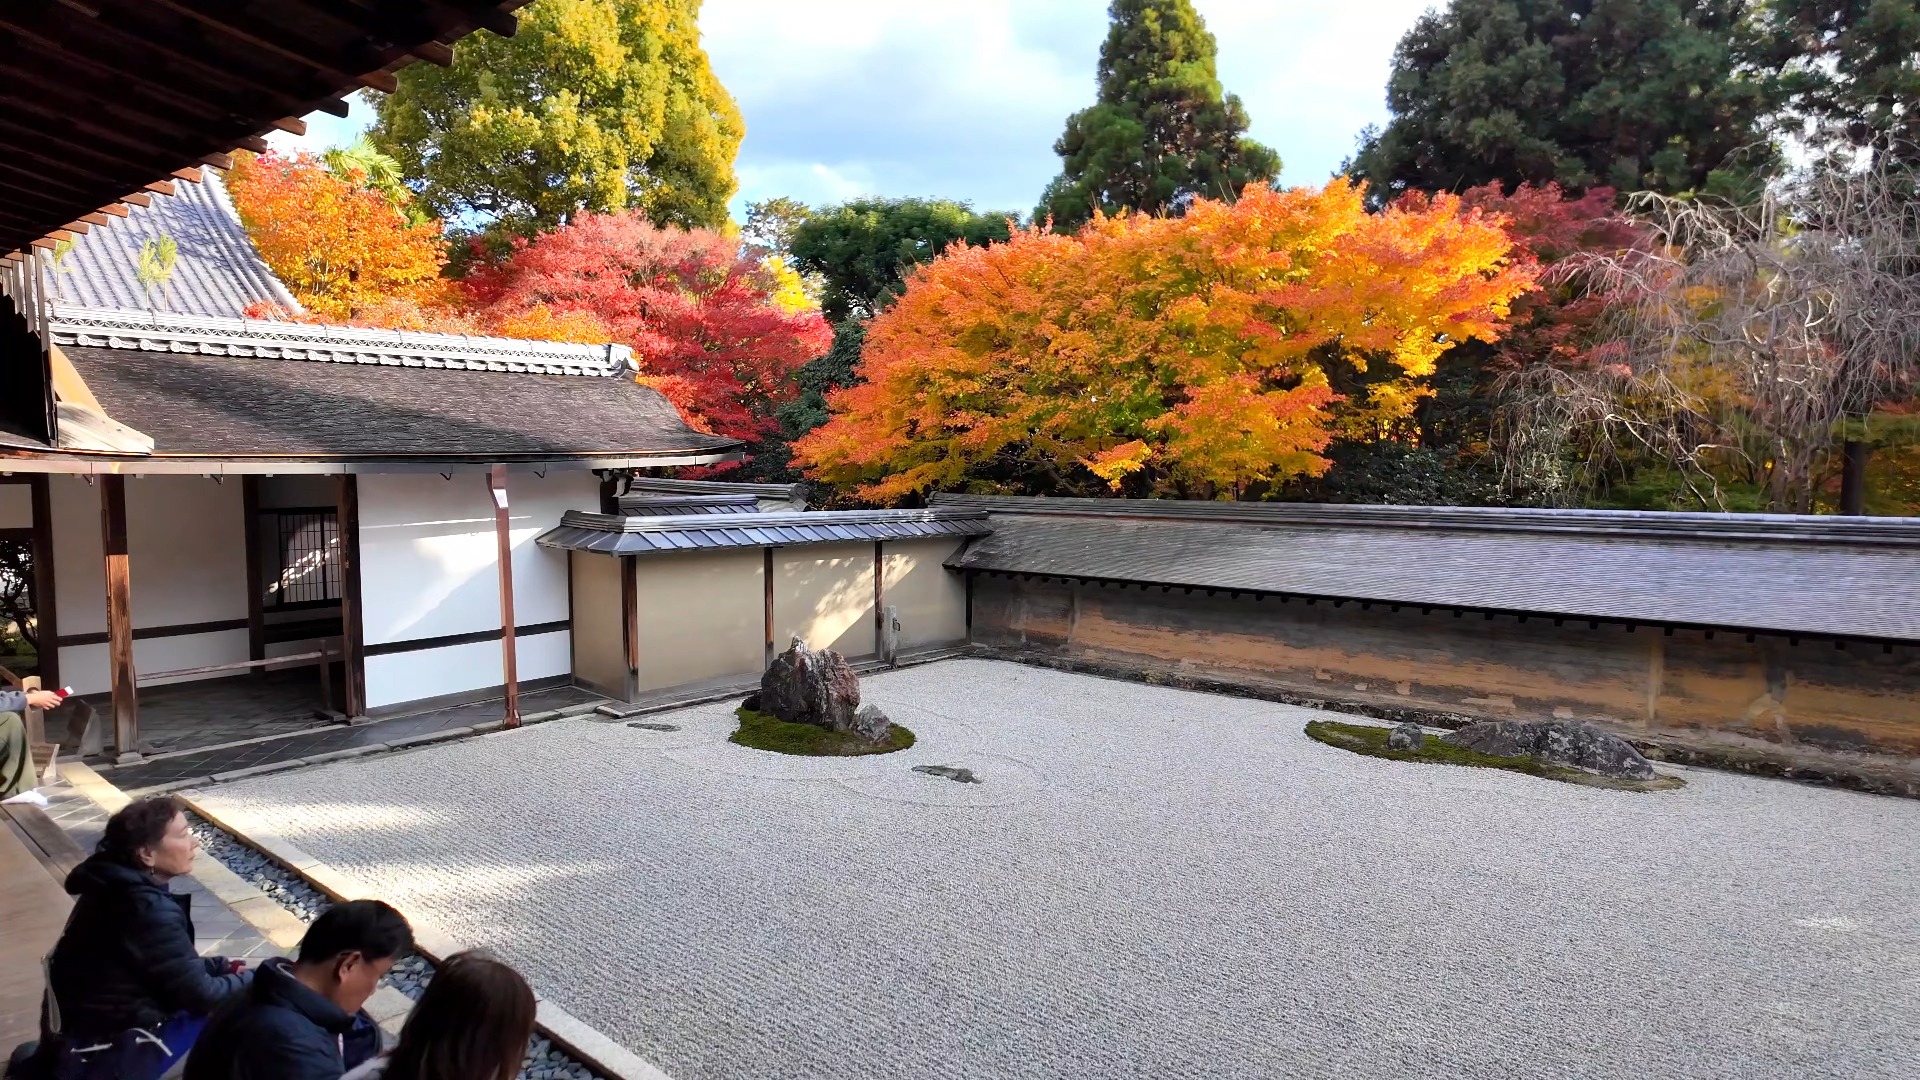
xmin=538 ymin=508 xmax=991 ymax=556
xmin=936 ymin=494 xmax=1920 ymax=642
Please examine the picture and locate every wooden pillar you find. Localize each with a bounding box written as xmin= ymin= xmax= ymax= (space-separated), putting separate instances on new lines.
xmin=872 ymin=541 xmax=884 ymax=658
xmin=241 ymin=476 xmax=265 ymax=674
xmin=334 ymin=474 xmax=366 ymax=718
xmin=598 ymin=471 xmax=621 ymax=515
xmin=27 ymin=475 xmax=57 ymax=691
xmin=489 ymin=465 xmax=520 ymax=729
xmin=762 ymin=548 xmax=775 ymax=668
xmin=100 ymin=474 xmax=138 ymax=761
xmin=620 ymin=555 xmax=639 ymax=700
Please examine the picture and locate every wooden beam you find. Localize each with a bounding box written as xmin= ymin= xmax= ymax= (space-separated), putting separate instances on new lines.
xmin=80 ymin=213 xmax=111 ymax=227
xmin=144 ymin=181 xmax=175 ymax=197
xmin=29 ymin=476 xmax=58 ymax=693
xmin=98 ymin=204 xmax=129 ymax=218
xmin=242 ymin=477 xmax=265 ymax=673
xmin=142 ymin=0 xmax=390 ymax=96
xmin=121 ymin=193 xmax=151 ymax=208
xmin=58 ymin=223 xmax=87 ymax=235
xmin=170 ymin=167 xmax=202 ymax=184
xmin=199 ymin=152 xmax=233 ymax=171
xmin=873 ymin=541 xmax=885 ymax=659
xmin=621 ymin=554 xmax=639 ymax=700
xmin=333 ymin=475 xmax=366 ymax=717
xmin=236 ymin=136 xmax=272 ymax=155
xmin=410 ymin=41 xmax=456 ymax=66
xmin=271 ymin=117 xmax=307 ymax=137
xmin=762 ymin=548 xmax=775 ymax=668
xmin=100 ymin=475 xmax=138 ymax=762
xmin=28 ymin=240 xmax=58 ymax=252
xmin=488 ymin=465 xmax=520 ymax=729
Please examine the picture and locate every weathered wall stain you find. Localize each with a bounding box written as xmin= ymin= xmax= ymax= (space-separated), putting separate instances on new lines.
xmin=971 ymin=577 xmax=1920 ymax=758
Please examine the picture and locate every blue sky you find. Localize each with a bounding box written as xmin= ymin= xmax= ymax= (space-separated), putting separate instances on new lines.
xmin=270 ymin=0 xmax=1435 ymax=221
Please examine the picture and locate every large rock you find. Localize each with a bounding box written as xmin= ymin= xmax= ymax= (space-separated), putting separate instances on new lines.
xmin=1386 ymin=722 xmax=1425 ymax=751
xmin=1443 ymin=719 xmax=1655 ymax=780
xmin=759 ymin=636 xmax=862 ymax=733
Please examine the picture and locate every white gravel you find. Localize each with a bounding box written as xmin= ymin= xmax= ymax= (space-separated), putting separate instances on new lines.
xmin=195 ymin=659 xmax=1920 ymax=1080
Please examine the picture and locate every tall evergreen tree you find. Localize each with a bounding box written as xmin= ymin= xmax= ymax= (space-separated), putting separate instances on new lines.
xmin=371 ymin=0 xmax=742 ymax=238
xmin=1350 ymin=0 xmax=1773 ymax=202
xmin=1037 ymin=0 xmax=1280 ymax=231
xmin=1758 ymin=0 xmax=1920 ymax=163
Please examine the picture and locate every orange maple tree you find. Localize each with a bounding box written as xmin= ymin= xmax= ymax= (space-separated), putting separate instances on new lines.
xmin=793 ymin=181 xmax=1536 ymax=502
xmin=226 ymin=151 xmax=450 ymax=321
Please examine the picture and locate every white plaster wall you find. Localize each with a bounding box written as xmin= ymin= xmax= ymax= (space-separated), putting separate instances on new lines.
xmin=49 ymin=476 xmax=248 ymax=693
xmin=632 ymin=549 xmax=764 ymax=692
xmin=775 ymin=543 xmax=876 ymax=659
xmin=0 ymin=483 xmax=31 ymax=529
xmin=571 ymin=552 xmax=628 ymax=696
xmin=880 ymin=539 xmax=969 ymax=649
xmin=356 ymin=471 xmax=593 ymax=709
xmin=364 ymin=630 xmax=571 ymax=712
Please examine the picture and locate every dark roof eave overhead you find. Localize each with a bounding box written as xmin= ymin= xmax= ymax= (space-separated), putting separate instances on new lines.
xmin=0 ymin=449 xmax=743 ymax=475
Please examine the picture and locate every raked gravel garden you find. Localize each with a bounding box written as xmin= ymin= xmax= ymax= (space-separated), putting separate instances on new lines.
xmin=190 ymin=659 xmax=1920 ymax=1080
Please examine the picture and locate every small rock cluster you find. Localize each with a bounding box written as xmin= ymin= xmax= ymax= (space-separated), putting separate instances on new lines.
xmin=756 ymin=637 xmax=894 ymax=742
xmin=1387 ymin=723 xmax=1425 ymax=751
xmin=1443 ymin=719 xmax=1656 ymax=780
xmin=187 ymin=816 xmax=602 ymax=1080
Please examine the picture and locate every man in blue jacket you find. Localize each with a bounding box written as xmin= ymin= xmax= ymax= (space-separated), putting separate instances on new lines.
xmin=184 ymin=900 xmax=413 ymax=1080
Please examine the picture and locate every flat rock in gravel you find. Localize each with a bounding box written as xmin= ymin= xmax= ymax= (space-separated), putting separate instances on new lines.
xmin=1443 ymin=719 xmax=1655 ymax=780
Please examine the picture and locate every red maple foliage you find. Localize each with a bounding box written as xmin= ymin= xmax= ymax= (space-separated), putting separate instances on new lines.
xmin=1399 ymin=183 xmax=1649 ymax=372
xmin=461 ymin=212 xmax=831 ymax=441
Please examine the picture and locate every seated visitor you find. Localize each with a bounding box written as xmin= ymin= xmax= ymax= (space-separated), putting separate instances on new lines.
xmin=184 ymin=899 xmax=413 ymax=1080
xmin=21 ymin=795 xmax=252 ymax=1080
xmin=0 ymin=685 xmax=62 ymax=806
xmin=340 ymin=950 xmax=537 ymax=1080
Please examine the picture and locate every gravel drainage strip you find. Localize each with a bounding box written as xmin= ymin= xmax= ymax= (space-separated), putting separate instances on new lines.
xmin=187 ymin=813 xmax=603 ymax=1080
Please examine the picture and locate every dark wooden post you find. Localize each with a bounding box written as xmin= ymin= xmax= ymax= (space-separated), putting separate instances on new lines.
xmin=1840 ymin=440 xmax=1869 ymax=516
xmin=28 ymin=475 xmax=57 ymax=691
xmin=100 ymin=474 xmax=138 ymax=761
xmin=872 ymin=541 xmax=884 ymax=658
xmin=620 ymin=555 xmax=639 ymax=700
xmin=241 ymin=476 xmax=265 ymax=674
xmin=762 ymin=548 xmax=775 ymax=668
xmin=598 ymin=471 xmax=621 ymax=515
xmin=334 ymin=474 xmax=366 ymax=718
xmin=489 ymin=465 xmax=520 ymax=728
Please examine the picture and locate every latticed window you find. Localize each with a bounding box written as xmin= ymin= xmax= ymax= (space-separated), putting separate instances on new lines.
xmin=267 ymin=510 xmax=340 ymax=608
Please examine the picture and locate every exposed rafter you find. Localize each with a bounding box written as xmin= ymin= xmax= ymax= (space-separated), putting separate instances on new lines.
xmin=0 ymin=0 xmax=532 ymax=258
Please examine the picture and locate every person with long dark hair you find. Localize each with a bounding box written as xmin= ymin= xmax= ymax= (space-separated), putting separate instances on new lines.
xmin=340 ymin=951 xmax=536 ymax=1080
xmin=15 ymin=796 xmax=251 ymax=1079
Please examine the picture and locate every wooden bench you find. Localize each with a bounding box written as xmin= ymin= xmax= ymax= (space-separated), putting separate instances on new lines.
xmin=2 ymin=802 xmax=88 ymax=883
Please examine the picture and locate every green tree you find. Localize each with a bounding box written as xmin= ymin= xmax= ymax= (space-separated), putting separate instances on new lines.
xmin=370 ymin=0 xmax=742 ymax=237
xmin=789 ymin=198 xmax=1017 ymax=322
xmin=742 ymin=197 xmax=812 ymax=262
xmin=1350 ymin=0 xmax=1773 ymax=202
xmin=1758 ymin=0 xmax=1920 ymax=164
xmin=1037 ymin=0 xmax=1280 ymax=231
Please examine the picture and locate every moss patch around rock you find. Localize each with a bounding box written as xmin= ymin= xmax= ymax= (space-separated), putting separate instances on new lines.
xmin=1304 ymin=720 xmax=1685 ymax=792
xmin=731 ymin=707 xmax=916 ymax=757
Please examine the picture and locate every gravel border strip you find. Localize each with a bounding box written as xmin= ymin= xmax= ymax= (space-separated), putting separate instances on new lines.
xmin=178 ymin=791 xmax=672 ymax=1080
xmin=57 ymin=761 xmax=634 ymax=1080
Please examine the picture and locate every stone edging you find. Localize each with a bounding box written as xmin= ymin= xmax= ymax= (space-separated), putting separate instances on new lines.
xmin=60 ymin=761 xmax=674 ymax=1080
xmin=973 ymin=647 xmax=1920 ymax=800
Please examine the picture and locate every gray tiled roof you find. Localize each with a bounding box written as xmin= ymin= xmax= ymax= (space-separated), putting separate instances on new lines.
xmin=937 ymin=495 xmax=1920 ymax=642
xmin=618 ymin=494 xmax=763 ymax=516
xmin=538 ymin=508 xmax=991 ymax=556
xmin=63 ymin=344 xmax=740 ymax=463
xmin=49 ymin=172 xmax=301 ymax=319
xmin=624 ymin=476 xmax=808 ymax=510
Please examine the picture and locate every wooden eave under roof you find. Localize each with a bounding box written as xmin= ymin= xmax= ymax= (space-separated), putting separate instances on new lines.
xmin=0 ymin=0 xmax=532 ymax=259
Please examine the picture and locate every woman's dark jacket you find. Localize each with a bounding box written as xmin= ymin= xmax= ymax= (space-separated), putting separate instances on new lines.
xmin=45 ymin=852 xmax=251 ymax=1037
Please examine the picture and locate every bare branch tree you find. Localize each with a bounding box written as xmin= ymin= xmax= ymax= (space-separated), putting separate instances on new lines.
xmin=1499 ymin=153 xmax=1920 ymax=513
